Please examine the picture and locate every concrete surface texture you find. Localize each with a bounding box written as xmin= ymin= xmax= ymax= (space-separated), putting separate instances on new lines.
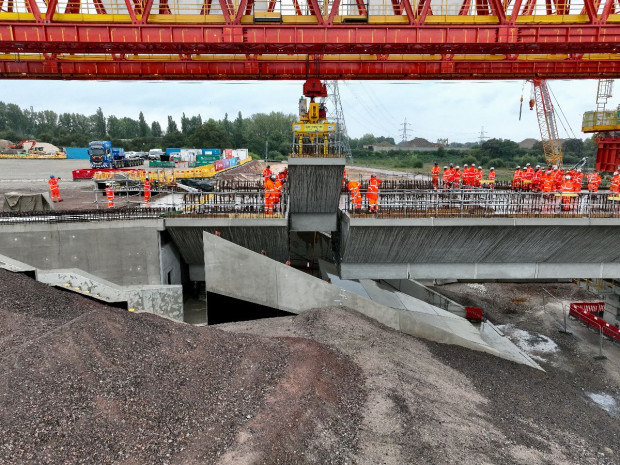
xmin=36 ymin=268 xmax=184 ymax=321
xmin=165 ymin=217 xmax=289 ymax=265
xmin=287 ymin=158 xmax=345 ymax=213
xmin=203 ymin=232 xmax=539 ymax=366
xmin=0 ymin=220 xmax=164 ymax=285
xmin=339 ymin=214 xmax=620 ymax=279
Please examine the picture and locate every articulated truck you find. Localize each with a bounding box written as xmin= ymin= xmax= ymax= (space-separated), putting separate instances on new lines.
xmin=88 ymin=141 xmax=143 ymax=169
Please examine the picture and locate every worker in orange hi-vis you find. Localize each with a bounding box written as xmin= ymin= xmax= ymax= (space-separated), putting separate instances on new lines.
xmin=48 ymin=175 xmax=62 ymax=202
xmin=487 ymin=167 xmax=496 ymax=189
xmin=366 ymin=174 xmax=381 ymax=213
xmin=461 ymin=164 xmax=470 ymax=187
xmin=512 ymin=165 xmax=522 ymax=190
xmin=273 ymin=176 xmax=284 ymax=211
xmin=453 ymin=166 xmax=462 ymax=188
xmin=553 ymin=166 xmax=564 ymax=191
xmin=105 ymin=183 xmax=116 ymax=208
xmin=574 ymin=168 xmax=584 ymax=192
xmin=144 ymin=177 xmax=151 ymax=203
xmin=542 ymin=170 xmax=555 ymax=193
xmin=263 ymin=175 xmax=276 ymax=214
xmin=560 ymin=175 xmax=576 ymax=211
xmin=346 ymin=178 xmax=362 ymax=212
xmin=531 ymin=165 xmax=542 ymax=192
xmin=446 ymin=163 xmax=455 ymax=188
xmin=262 ymin=165 xmax=272 ymax=179
xmin=431 ymin=162 xmax=441 ymax=189
xmin=522 ymin=163 xmax=534 ymax=190
xmin=610 ymin=171 xmax=620 ymax=197
xmin=475 ymin=166 xmax=483 ymax=188
xmin=442 ymin=166 xmax=450 ymax=189
xmin=587 ymin=171 xmax=602 ymax=193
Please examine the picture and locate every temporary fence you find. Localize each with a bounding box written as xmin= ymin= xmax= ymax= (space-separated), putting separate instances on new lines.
xmin=569 ymin=303 xmax=620 ymax=344
xmin=181 ymin=191 xmax=287 ymax=218
xmin=344 ymin=190 xmax=620 ymax=218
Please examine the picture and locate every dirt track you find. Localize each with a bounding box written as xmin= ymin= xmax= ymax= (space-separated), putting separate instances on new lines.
xmin=1 ymin=270 xmax=619 ymax=464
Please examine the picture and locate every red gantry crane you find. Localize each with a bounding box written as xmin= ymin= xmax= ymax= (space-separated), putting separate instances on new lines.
xmin=582 ymin=79 xmax=620 ymax=172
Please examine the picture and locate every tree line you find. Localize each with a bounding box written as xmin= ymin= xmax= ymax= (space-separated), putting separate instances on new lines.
xmin=0 ymin=102 xmax=296 ymax=159
xmin=0 ymin=101 xmax=597 ymax=167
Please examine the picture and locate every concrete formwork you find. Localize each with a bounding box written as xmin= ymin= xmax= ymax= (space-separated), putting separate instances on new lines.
xmin=0 ymin=220 xmax=164 ymax=286
xmin=203 ymin=232 xmax=540 ymax=366
xmin=339 ymin=214 xmax=620 ymax=280
xmin=288 ymin=157 xmax=345 ymax=231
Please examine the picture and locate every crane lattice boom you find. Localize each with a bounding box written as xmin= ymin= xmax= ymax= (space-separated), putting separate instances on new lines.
xmin=533 ymin=79 xmax=563 ymax=168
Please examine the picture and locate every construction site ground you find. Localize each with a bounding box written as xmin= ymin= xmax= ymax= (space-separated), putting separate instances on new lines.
xmin=0 ymin=270 xmax=619 ymax=464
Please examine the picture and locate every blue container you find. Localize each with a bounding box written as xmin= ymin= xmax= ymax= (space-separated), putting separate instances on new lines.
xmin=65 ymin=147 xmax=89 ymax=159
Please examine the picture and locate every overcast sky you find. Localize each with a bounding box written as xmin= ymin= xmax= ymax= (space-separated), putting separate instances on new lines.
xmin=1 ymin=79 xmax=603 ymax=144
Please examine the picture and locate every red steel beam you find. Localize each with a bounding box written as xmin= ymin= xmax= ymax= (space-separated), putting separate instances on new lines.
xmin=3 ymin=56 xmax=620 ymax=80
xmin=2 ymin=24 xmax=620 ymax=55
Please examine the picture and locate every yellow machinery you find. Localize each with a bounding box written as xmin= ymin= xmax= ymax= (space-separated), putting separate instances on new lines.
xmin=291 ymin=79 xmax=339 ymax=157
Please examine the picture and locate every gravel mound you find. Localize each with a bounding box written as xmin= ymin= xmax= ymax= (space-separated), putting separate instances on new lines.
xmin=0 ymin=270 xmax=363 ymax=464
xmin=1 ymin=271 xmax=619 ymax=464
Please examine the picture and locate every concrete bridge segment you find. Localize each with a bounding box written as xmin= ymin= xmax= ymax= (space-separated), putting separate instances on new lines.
xmin=338 ymin=214 xmax=620 ymax=280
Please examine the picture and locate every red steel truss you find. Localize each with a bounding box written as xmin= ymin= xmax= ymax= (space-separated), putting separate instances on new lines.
xmin=2 ymin=0 xmax=620 ymax=79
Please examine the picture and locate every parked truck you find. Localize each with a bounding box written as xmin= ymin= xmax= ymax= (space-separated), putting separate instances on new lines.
xmin=88 ymin=141 xmax=144 ymax=169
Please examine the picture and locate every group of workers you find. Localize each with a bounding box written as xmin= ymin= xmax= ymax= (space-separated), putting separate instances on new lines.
xmin=262 ymin=165 xmax=287 ymax=214
xmin=510 ymin=164 xmax=602 ymax=193
xmin=432 ymin=163 xmax=494 ymax=189
xmin=104 ymin=178 xmax=151 ymax=208
xmin=346 ymin=174 xmax=382 ymax=213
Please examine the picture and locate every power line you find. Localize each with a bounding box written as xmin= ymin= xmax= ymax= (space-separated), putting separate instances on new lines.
xmin=400 ymin=118 xmax=412 ymax=142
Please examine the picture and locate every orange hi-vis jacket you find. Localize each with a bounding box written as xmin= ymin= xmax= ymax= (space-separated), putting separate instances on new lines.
xmin=488 ymin=170 xmax=496 ymax=182
xmin=262 ymin=168 xmax=272 ymax=179
xmin=442 ymin=169 xmax=451 ymax=185
xmin=543 ymin=171 xmax=555 ymax=192
xmin=453 ymin=169 xmax=461 ymax=186
xmin=347 ymin=180 xmax=362 ymax=208
xmin=274 ymin=179 xmax=283 ymax=200
xmin=462 ymin=167 xmax=472 ymax=186
xmin=524 ymin=166 xmax=534 ymax=181
xmin=475 ymin=168 xmax=483 ymax=186
xmin=610 ymin=174 xmax=620 ymax=194
xmin=587 ymin=172 xmax=601 ymax=192
xmin=446 ymin=167 xmax=456 ymax=184
xmin=431 ymin=165 xmax=440 ymax=179
xmin=532 ymin=169 xmax=542 ymax=188
xmin=512 ymin=169 xmax=522 ymax=188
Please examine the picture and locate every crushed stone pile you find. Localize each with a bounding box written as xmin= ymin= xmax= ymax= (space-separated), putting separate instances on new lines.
xmin=0 ymin=270 xmax=618 ymax=464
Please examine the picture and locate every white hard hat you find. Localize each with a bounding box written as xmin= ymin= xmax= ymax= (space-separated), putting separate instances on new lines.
xmin=526 ymin=163 xmax=531 ymax=166
xmin=535 ymin=165 xmax=540 ymax=168
xmin=490 ymin=167 xmax=495 ymax=170
xmin=478 ymin=166 xmax=482 ymax=169
xmin=566 ymin=176 xmax=571 ymax=179
xmin=516 ymin=165 xmax=520 ymax=169
xmin=464 ymin=164 xmax=469 ymax=167
xmin=456 ymin=166 xmax=460 ymax=169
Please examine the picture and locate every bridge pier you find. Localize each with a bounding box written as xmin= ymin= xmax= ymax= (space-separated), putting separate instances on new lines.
xmin=288 ymin=157 xmax=345 ymax=232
